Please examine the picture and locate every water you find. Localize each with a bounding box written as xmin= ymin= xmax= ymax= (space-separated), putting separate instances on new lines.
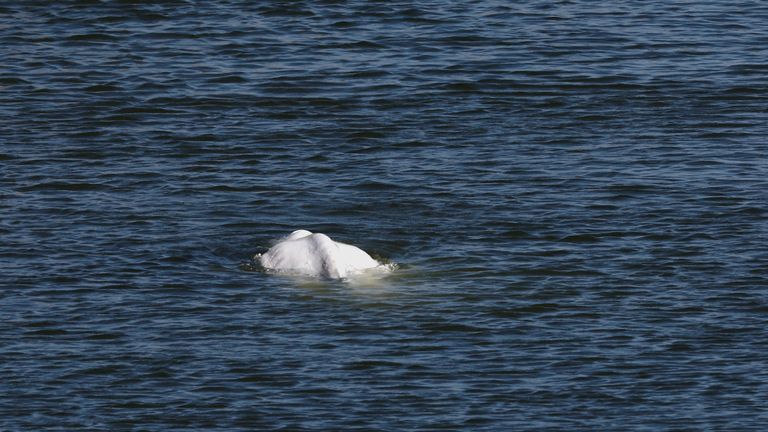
xmin=1 ymin=1 xmax=767 ymax=430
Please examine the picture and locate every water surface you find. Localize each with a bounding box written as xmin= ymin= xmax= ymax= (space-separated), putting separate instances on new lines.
xmin=1 ymin=1 xmax=767 ymax=430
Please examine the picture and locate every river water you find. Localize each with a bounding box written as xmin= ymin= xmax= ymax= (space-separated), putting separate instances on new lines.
xmin=2 ymin=1 xmax=767 ymax=430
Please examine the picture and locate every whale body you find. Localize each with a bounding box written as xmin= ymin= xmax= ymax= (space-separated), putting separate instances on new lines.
xmin=259 ymin=230 xmax=380 ymax=279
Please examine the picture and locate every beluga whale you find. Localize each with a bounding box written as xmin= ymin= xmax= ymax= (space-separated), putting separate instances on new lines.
xmin=259 ymin=230 xmax=383 ymax=279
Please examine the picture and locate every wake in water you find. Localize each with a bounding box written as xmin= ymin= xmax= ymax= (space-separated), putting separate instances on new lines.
xmin=255 ymin=230 xmax=394 ymax=280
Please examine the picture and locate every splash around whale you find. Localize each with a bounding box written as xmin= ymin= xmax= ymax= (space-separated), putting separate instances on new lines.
xmin=258 ymin=230 xmax=390 ymax=279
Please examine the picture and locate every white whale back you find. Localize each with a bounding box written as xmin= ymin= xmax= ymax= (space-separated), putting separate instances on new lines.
xmin=260 ymin=230 xmax=380 ymax=279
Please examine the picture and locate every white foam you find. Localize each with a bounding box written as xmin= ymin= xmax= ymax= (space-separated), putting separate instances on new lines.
xmin=259 ymin=230 xmax=385 ymax=279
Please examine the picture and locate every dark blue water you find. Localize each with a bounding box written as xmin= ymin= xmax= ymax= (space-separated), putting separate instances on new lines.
xmin=2 ymin=1 xmax=767 ymax=430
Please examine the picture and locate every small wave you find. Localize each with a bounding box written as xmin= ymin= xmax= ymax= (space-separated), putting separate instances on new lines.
xmin=66 ymin=33 xmax=118 ymax=42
